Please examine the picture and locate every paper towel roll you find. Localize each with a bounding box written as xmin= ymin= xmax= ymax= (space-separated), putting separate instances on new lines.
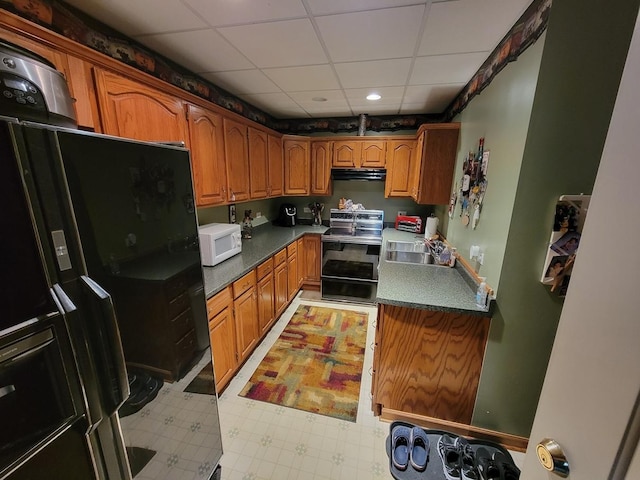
xmin=426 ymin=216 xmax=439 ymax=238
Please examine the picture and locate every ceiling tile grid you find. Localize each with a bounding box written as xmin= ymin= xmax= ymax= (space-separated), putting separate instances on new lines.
xmin=62 ymin=0 xmax=534 ymax=119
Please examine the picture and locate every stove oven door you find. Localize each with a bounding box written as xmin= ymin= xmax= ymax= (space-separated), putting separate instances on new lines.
xmin=320 ymin=240 xmax=380 ymax=304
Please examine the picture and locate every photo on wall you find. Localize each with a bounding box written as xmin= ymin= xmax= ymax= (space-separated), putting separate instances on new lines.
xmin=540 ymin=195 xmax=590 ymax=296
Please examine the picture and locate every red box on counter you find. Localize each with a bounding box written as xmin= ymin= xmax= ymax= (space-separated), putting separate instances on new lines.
xmin=395 ymin=215 xmax=423 ymax=233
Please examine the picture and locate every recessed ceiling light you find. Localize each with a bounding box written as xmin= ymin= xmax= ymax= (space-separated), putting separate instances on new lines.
xmin=312 ymin=96 xmax=328 ymax=102
xmin=366 ymin=93 xmax=381 ymax=101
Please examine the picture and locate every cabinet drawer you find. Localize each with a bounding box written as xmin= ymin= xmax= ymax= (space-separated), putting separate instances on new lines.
xmin=171 ymin=308 xmax=194 ymax=341
xmin=287 ymin=241 xmax=297 ymax=257
xmin=164 ymin=273 xmax=188 ymax=300
xmin=207 ymin=287 xmax=232 ymax=320
xmin=168 ymin=291 xmax=190 ymax=319
xmin=233 ymin=270 xmax=256 ymax=298
xmin=256 ymin=257 xmax=274 ymax=279
xmin=274 ymin=248 xmax=287 ymax=266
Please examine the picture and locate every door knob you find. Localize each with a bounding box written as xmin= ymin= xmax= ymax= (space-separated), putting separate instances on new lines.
xmin=536 ymin=438 xmax=570 ymax=477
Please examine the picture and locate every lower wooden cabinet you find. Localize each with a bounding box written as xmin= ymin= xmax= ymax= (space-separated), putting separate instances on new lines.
xmin=207 ymin=287 xmax=236 ymax=393
xmin=301 ymin=234 xmax=321 ymax=290
xmin=287 ymin=241 xmax=299 ymax=301
xmin=257 ymin=258 xmax=275 ymax=336
xmin=232 ymin=271 xmax=259 ymax=363
xmin=274 ymin=248 xmax=289 ymax=317
xmin=372 ymin=303 xmax=490 ymax=425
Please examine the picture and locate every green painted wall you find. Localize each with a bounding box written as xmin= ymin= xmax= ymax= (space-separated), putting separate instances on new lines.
xmin=438 ymin=34 xmax=545 ymax=293
xmin=469 ymin=0 xmax=640 ymax=437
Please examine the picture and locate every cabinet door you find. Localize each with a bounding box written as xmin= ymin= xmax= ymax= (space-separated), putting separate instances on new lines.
xmin=297 ymin=237 xmax=305 ymax=289
xmin=287 ymin=251 xmax=299 ymax=301
xmin=302 ymin=234 xmax=321 ymax=286
xmin=257 ymin=272 xmax=275 ymax=336
xmin=283 ymin=138 xmax=310 ymax=195
xmin=384 ymin=139 xmax=417 ymax=197
xmin=249 ymin=127 xmax=269 ymax=199
xmin=274 ymin=260 xmax=289 ymax=317
xmin=208 ymin=288 xmax=237 ymax=393
xmin=268 ymin=134 xmax=284 ymax=197
xmin=332 ymin=140 xmax=360 ymax=168
xmin=415 ymin=126 xmax=460 ymax=205
xmin=94 ymin=69 xmax=189 ymax=143
xmin=234 ymin=286 xmax=258 ymax=362
xmin=361 ymin=140 xmax=386 ymax=168
xmin=187 ymin=104 xmax=227 ymax=206
xmin=310 ymin=141 xmax=332 ymax=195
xmin=223 ymin=117 xmax=250 ymax=202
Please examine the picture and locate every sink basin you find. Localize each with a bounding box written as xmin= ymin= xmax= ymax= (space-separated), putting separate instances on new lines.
xmin=385 ymin=250 xmax=433 ymax=265
xmin=385 ymin=240 xmax=426 ymax=253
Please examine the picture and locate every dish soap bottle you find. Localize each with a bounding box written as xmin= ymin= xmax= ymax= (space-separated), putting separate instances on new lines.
xmin=476 ymin=277 xmax=488 ymax=309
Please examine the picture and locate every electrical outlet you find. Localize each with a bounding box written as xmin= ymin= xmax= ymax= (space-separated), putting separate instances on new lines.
xmin=303 ymin=207 xmax=311 ymax=213
xmin=398 ymin=210 xmax=407 ymax=217
xmin=255 ymin=211 xmax=262 ymax=218
xmin=478 ymin=252 xmax=484 ymax=265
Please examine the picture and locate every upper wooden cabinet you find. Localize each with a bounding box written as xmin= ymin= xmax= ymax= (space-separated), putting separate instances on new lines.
xmin=384 ymin=139 xmax=417 ymax=198
xmin=248 ymin=127 xmax=269 ymax=199
xmin=267 ymin=134 xmax=284 ymax=197
xmin=94 ymin=69 xmax=189 ymax=143
xmin=187 ymin=104 xmax=227 ymax=207
xmin=283 ymin=137 xmax=310 ymax=195
xmin=310 ymin=140 xmax=332 ymax=196
xmin=223 ymin=117 xmax=250 ymax=202
xmin=412 ymin=124 xmax=461 ymax=205
xmin=333 ymin=139 xmax=386 ymax=168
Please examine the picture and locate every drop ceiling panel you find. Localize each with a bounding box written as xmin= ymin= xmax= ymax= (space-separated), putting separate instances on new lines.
xmin=238 ymin=93 xmax=308 ymax=118
xmin=63 ymin=0 xmax=207 ymax=36
xmin=419 ymin=0 xmax=532 ymax=55
xmin=137 ymin=29 xmax=254 ymax=72
xmin=184 ymin=0 xmax=307 ymax=27
xmin=263 ymin=65 xmax=341 ymax=92
xmin=218 ymin=19 xmax=328 ymax=68
xmin=315 ymin=5 xmax=426 ymax=63
xmin=201 ymin=70 xmax=281 ymax=95
xmin=288 ymin=90 xmax=350 ymax=109
xmin=334 ymin=59 xmax=413 ymax=89
xmin=307 ymin=0 xmax=425 ymax=16
xmin=411 ymin=52 xmax=488 ymax=85
xmin=402 ymin=84 xmax=466 ymax=112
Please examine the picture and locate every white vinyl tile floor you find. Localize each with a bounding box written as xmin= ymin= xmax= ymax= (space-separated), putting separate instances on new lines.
xmin=216 ymin=292 xmax=524 ymax=480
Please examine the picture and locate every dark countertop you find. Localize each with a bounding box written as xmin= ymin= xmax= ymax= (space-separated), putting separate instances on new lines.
xmin=202 ymin=223 xmax=328 ymax=298
xmin=376 ymin=229 xmax=492 ymax=316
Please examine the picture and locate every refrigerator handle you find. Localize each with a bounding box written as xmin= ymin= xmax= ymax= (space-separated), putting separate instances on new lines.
xmin=52 ymin=283 xmax=105 ymax=430
xmin=79 ymin=275 xmax=130 ymax=414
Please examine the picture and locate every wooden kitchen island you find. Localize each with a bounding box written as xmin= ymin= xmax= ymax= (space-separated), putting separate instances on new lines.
xmin=373 ymin=228 xmax=498 ymax=443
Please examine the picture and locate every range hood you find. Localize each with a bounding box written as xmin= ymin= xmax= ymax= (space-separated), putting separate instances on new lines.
xmin=331 ymin=168 xmax=386 ymax=181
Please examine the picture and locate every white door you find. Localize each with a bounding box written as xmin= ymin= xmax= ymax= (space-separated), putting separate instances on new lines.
xmin=521 ymin=11 xmax=640 ymax=480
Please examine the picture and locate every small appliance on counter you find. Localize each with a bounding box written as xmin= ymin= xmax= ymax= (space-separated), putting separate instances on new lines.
xmin=198 ymin=222 xmax=242 ymax=266
xmin=395 ymin=215 xmax=423 ymax=233
xmin=274 ymin=203 xmax=297 ymax=227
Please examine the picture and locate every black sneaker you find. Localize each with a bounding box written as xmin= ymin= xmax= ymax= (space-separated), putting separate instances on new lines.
xmin=438 ymin=434 xmax=461 ymax=480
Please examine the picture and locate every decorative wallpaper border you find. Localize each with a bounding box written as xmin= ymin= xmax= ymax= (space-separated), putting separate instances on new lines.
xmin=1 ymin=0 xmax=550 ymax=133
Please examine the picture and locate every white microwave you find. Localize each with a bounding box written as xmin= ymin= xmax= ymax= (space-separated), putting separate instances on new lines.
xmin=198 ymin=223 xmax=242 ymax=266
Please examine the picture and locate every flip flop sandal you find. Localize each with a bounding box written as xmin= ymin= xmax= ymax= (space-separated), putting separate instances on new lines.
xmin=391 ymin=425 xmax=411 ymax=471
xmin=409 ymin=427 xmax=430 ymax=472
xmin=438 ymin=434 xmax=461 ymax=480
xmin=476 ymin=447 xmax=501 ymax=480
xmin=493 ymin=452 xmax=521 ymax=480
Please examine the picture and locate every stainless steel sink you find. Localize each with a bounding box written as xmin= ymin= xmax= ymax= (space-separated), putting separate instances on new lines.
xmin=385 ymin=250 xmax=433 ymax=265
xmin=385 ymin=240 xmax=426 ymax=253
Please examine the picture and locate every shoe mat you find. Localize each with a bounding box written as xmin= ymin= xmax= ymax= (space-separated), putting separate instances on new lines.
xmin=385 ymin=421 xmax=519 ymax=480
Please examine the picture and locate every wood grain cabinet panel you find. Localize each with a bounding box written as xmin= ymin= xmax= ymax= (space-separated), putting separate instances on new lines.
xmin=249 ymin=127 xmax=269 ymax=199
xmin=310 ymin=141 xmax=332 ymax=195
xmin=207 ymin=287 xmax=236 ymax=393
xmin=223 ymin=117 xmax=250 ymax=202
xmin=283 ymin=137 xmax=310 ymax=195
xmin=94 ymin=69 xmax=189 ymax=144
xmin=301 ymin=234 xmax=321 ymax=290
xmin=360 ymin=140 xmax=386 ymax=167
xmin=413 ymin=124 xmax=461 ymax=205
xmin=257 ymin=263 xmax=275 ymax=336
xmin=187 ymin=104 xmax=227 ymax=206
xmin=268 ymin=134 xmax=284 ymax=197
xmin=333 ymin=140 xmax=386 ymax=168
xmin=233 ymin=274 xmax=259 ymax=363
xmin=274 ymin=250 xmax=289 ymax=317
xmin=384 ymin=139 xmax=417 ymax=197
xmin=373 ymin=304 xmax=490 ymax=424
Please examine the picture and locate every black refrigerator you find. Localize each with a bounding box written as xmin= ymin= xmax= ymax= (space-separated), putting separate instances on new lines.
xmin=0 ymin=117 xmax=222 ymax=480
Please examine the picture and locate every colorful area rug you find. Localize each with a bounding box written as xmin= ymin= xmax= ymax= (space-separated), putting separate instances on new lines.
xmin=239 ymin=304 xmax=368 ymax=422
